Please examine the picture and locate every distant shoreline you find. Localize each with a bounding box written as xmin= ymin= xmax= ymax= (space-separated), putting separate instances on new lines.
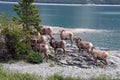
xmin=0 ymin=1 xmax=120 ymax=6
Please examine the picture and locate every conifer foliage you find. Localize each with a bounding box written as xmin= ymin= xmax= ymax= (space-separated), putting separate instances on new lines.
xmin=13 ymin=0 xmax=41 ymax=30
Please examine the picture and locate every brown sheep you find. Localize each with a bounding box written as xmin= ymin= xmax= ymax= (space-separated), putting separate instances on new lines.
xmin=30 ymin=33 xmax=46 ymax=48
xmin=73 ymin=36 xmax=94 ymax=54
xmin=89 ymin=47 xmax=108 ymax=68
xmin=40 ymin=27 xmax=53 ymax=38
xmin=49 ymin=37 xmax=66 ymax=56
xmin=60 ymin=30 xmax=73 ymax=46
xmin=30 ymin=32 xmax=49 ymax=61
xmin=33 ymin=43 xmax=49 ymax=61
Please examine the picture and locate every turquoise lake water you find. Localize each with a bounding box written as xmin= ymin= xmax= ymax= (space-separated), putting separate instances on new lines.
xmin=0 ymin=2 xmax=120 ymax=50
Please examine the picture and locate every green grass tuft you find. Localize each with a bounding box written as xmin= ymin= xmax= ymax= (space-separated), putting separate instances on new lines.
xmin=47 ymin=74 xmax=64 ymax=80
xmin=47 ymin=73 xmax=81 ymax=80
xmin=0 ymin=65 xmax=43 ymax=80
xmin=49 ymin=63 xmax=55 ymax=67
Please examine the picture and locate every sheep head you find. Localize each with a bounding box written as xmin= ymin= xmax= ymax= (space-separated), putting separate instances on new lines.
xmin=59 ymin=29 xmax=65 ymax=34
xmin=49 ymin=37 xmax=56 ymax=48
xmin=89 ymin=46 xmax=96 ymax=55
xmin=30 ymin=36 xmax=37 ymax=45
xmin=40 ymin=27 xmax=53 ymax=38
xmin=40 ymin=27 xmax=52 ymax=35
xmin=73 ymin=37 xmax=82 ymax=43
xmin=49 ymin=37 xmax=55 ymax=42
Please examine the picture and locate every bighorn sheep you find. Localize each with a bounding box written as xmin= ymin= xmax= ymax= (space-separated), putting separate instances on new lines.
xmin=40 ymin=27 xmax=53 ymax=38
xmin=89 ymin=47 xmax=108 ymax=68
xmin=30 ymin=33 xmax=49 ymax=60
xmin=30 ymin=33 xmax=46 ymax=47
xmin=59 ymin=30 xmax=73 ymax=46
xmin=33 ymin=43 xmax=49 ymax=61
xmin=49 ymin=37 xmax=66 ymax=56
xmin=73 ymin=36 xmax=94 ymax=54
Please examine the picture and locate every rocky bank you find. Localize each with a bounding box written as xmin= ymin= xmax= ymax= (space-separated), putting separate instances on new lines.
xmin=1 ymin=44 xmax=120 ymax=79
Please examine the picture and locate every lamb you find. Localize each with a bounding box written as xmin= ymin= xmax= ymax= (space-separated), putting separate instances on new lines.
xmin=89 ymin=47 xmax=108 ymax=68
xmin=73 ymin=36 xmax=94 ymax=54
xmin=59 ymin=30 xmax=73 ymax=46
xmin=40 ymin=27 xmax=53 ymax=38
xmin=33 ymin=43 xmax=49 ymax=61
xmin=49 ymin=37 xmax=66 ymax=56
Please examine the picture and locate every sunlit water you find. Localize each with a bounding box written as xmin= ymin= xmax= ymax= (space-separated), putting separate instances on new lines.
xmin=0 ymin=2 xmax=120 ymax=50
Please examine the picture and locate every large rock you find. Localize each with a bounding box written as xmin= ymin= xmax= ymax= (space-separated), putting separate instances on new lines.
xmin=49 ymin=44 xmax=120 ymax=68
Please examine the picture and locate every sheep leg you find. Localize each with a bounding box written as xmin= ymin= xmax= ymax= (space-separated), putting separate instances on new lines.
xmin=87 ymin=50 xmax=92 ymax=57
xmin=104 ymin=59 xmax=108 ymax=66
xmin=102 ymin=59 xmax=108 ymax=68
xmin=94 ymin=58 xmax=98 ymax=66
xmin=78 ymin=48 xmax=81 ymax=56
xmin=70 ymin=38 xmax=73 ymax=47
xmin=63 ymin=48 xmax=66 ymax=56
xmin=70 ymin=32 xmax=73 ymax=46
xmin=54 ymin=48 xmax=57 ymax=56
xmin=86 ymin=49 xmax=90 ymax=55
xmin=78 ymin=48 xmax=81 ymax=53
xmin=44 ymin=52 xmax=49 ymax=61
xmin=49 ymin=34 xmax=53 ymax=39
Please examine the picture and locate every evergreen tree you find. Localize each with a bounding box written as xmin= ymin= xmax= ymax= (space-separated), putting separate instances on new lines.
xmin=13 ymin=0 xmax=41 ymax=30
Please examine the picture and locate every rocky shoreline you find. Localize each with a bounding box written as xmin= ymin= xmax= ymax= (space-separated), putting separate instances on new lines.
xmin=1 ymin=26 xmax=120 ymax=79
xmin=1 ymin=44 xmax=120 ymax=79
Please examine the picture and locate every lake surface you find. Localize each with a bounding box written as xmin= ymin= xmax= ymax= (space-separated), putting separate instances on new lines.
xmin=0 ymin=2 xmax=120 ymax=50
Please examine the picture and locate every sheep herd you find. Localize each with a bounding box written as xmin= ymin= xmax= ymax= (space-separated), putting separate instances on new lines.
xmin=30 ymin=27 xmax=108 ymax=68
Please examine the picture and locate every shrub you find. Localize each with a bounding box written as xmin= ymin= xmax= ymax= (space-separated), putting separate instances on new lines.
xmin=1 ymin=24 xmax=30 ymax=59
xmin=47 ymin=73 xmax=81 ymax=80
xmin=27 ymin=50 xmax=43 ymax=64
xmin=0 ymin=13 xmax=32 ymax=60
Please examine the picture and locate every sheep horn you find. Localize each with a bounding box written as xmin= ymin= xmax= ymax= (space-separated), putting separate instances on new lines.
xmin=50 ymin=37 xmax=55 ymax=41
xmin=59 ymin=29 xmax=65 ymax=33
xmin=78 ymin=37 xmax=82 ymax=41
xmin=52 ymin=37 xmax=55 ymax=40
xmin=62 ymin=29 xmax=65 ymax=31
